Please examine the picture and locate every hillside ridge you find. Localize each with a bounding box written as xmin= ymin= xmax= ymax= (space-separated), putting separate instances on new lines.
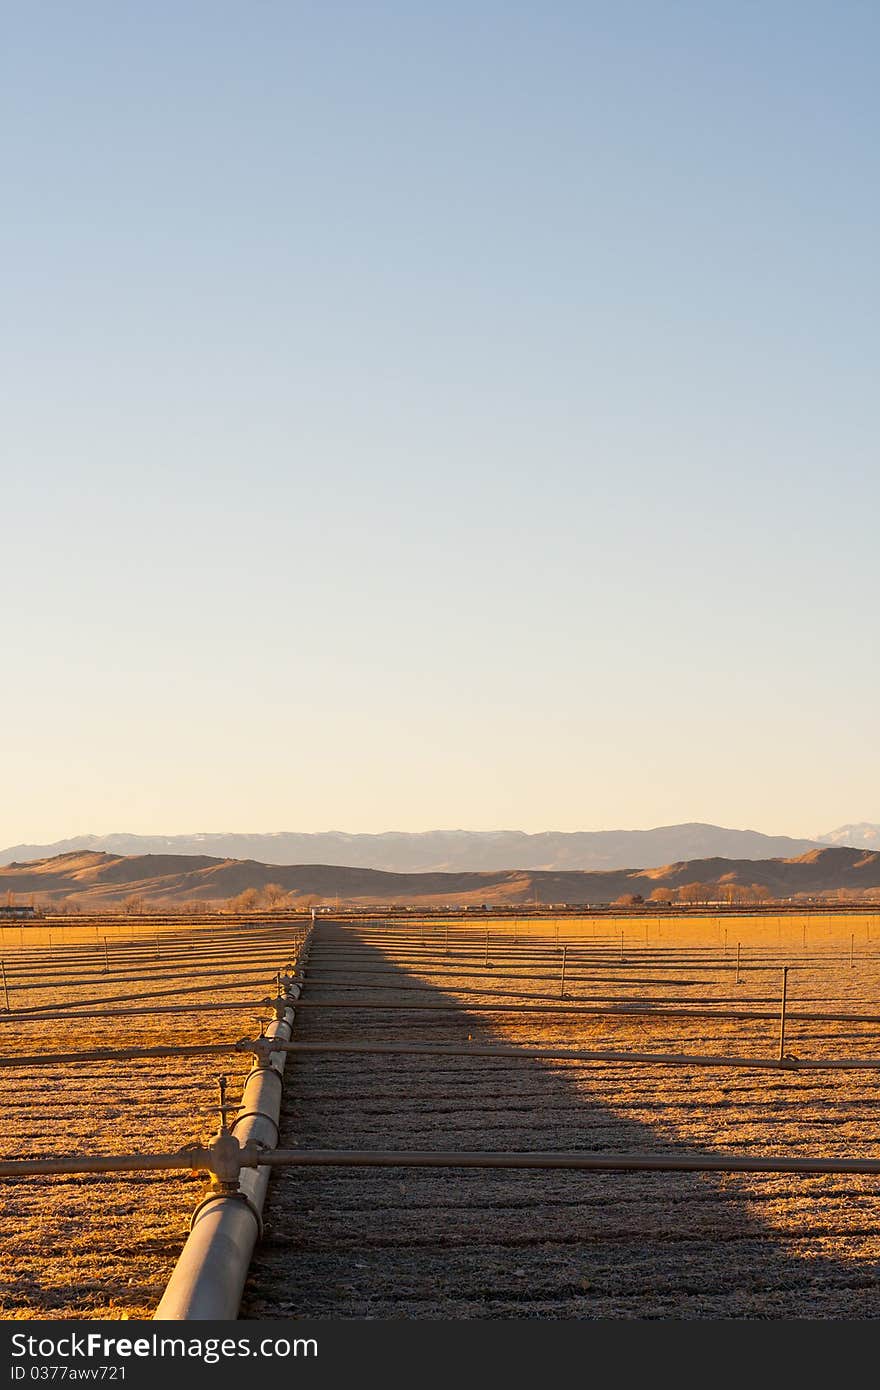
xmin=2 ymin=845 xmax=879 ymax=908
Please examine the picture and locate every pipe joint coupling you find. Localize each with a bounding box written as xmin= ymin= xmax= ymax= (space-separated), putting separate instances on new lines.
xmin=189 ymin=1187 xmax=263 ymax=1238
xmin=230 ymin=1110 xmax=280 ymax=1147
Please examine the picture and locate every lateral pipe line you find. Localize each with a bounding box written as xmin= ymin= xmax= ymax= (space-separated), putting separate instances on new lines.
xmin=0 ymin=955 xmax=852 ymax=985
xmin=319 ymin=949 xmax=872 ymax=960
xmin=256 ymin=1149 xmax=880 ymax=1176
xmin=297 ymin=984 xmax=789 ymax=1005
xmin=6 ymin=936 xmax=302 ymax=963
xmin=299 ymin=966 xmax=856 ymax=980
xmin=0 ymin=940 xmax=306 ymax=983
xmin=6 ymin=1038 xmax=880 ymax=1072
xmin=0 ymin=960 xmax=298 ymax=996
xmin=261 ymin=1000 xmax=880 ymax=1026
xmin=7 ymin=976 xmax=286 ymax=1017
xmin=6 ymin=984 xmax=839 ymax=1028
xmin=344 ymin=937 xmax=878 ymax=947
xmin=267 ymin=980 xmax=857 ymax=1007
xmin=0 ymin=1043 xmax=244 ymax=1067
xmin=296 ymin=969 xmax=705 ymax=984
xmin=4 ymin=933 xmax=305 ymax=967
xmin=0 ymin=998 xmax=283 ymax=1025
xmin=267 ymin=1040 xmax=880 ymax=1071
xmin=6 ymin=1145 xmax=880 ymax=1180
xmin=0 ymin=1150 xmax=211 ymax=1177
xmin=152 ymin=933 xmax=312 ymax=1321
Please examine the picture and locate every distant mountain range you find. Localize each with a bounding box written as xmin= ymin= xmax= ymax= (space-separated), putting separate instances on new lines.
xmin=6 ymin=822 xmax=875 ymax=873
xmin=815 ymin=823 xmax=880 ymax=851
xmin=1 ymin=845 xmax=879 ymax=908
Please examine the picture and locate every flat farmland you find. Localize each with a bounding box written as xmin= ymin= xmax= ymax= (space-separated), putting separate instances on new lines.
xmin=0 ymin=918 xmax=304 ymax=1319
xmin=244 ymin=914 xmax=880 ymax=1319
xmin=2 ymin=911 xmax=880 ymax=1319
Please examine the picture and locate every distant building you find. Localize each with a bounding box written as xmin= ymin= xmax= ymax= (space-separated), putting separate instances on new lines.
xmin=0 ymin=905 xmax=39 ymax=920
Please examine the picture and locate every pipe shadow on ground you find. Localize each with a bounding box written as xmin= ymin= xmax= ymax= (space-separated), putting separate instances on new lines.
xmin=241 ymin=924 xmax=880 ymax=1320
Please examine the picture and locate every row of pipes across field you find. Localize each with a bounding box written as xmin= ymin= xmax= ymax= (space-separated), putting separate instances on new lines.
xmin=2 ymin=910 xmax=880 ymax=1317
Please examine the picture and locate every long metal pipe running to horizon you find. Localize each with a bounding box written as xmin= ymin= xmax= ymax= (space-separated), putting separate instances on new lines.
xmin=152 ymin=933 xmax=311 ymax=1321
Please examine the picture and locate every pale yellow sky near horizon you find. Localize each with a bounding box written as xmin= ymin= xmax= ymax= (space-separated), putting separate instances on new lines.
xmin=5 ymin=615 xmax=875 ymax=848
xmin=1 ymin=703 xmax=870 ymax=853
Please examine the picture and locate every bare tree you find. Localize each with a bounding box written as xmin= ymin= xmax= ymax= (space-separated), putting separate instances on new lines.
xmin=228 ymin=887 xmax=261 ymax=913
xmin=677 ymin=882 xmax=709 ymax=904
xmin=648 ymin=888 xmax=674 ymax=904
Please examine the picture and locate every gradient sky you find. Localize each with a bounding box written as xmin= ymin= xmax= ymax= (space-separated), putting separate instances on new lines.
xmin=2 ymin=1 xmax=878 ymax=846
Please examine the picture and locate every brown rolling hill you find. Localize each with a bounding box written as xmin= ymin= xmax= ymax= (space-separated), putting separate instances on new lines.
xmin=1 ymin=847 xmax=880 ymax=909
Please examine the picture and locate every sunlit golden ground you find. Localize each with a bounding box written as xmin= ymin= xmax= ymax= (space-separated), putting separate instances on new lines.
xmin=0 ymin=918 xmax=303 ymax=1319
xmin=2 ymin=912 xmax=880 ymax=1319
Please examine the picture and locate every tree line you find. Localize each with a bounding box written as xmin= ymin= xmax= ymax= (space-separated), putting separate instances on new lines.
xmin=613 ymin=882 xmax=772 ymax=906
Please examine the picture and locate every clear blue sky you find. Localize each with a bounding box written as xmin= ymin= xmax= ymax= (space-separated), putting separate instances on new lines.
xmin=3 ymin=1 xmax=878 ymax=845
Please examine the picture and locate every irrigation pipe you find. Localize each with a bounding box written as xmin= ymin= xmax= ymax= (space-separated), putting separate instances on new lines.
xmin=0 ymin=998 xmax=281 ymax=1025
xmin=7 ymin=976 xmax=287 ymax=1017
xmin=153 ymin=934 xmax=312 ymax=1321
xmin=0 ymin=1150 xmax=211 ymax=1177
xmin=275 ymin=999 xmax=880 ymax=1025
xmin=256 ymin=1148 xmax=880 ymax=1176
xmin=266 ymin=1039 xmax=880 ymax=1071
xmin=5 ymin=1037 xmax=880 ymax=1072
xmin=0 ymin=1043 xmax=244 ymax=1067
xmin=6 ymin=1142 xmax=880 ymax=1181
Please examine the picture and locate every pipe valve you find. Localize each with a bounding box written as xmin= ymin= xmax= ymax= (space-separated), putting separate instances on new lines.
xmin=206 ymin=1129 xmax=244 ymax=1188
xmin=238 ymin=1036 xmax=279 ymax=1066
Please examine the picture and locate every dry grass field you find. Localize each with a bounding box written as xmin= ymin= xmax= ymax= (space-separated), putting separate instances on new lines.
xmin=0 ymin=919 xmax=304 ymax=1319
xmin=2 ymin=911 xmax=880 ymax=1319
